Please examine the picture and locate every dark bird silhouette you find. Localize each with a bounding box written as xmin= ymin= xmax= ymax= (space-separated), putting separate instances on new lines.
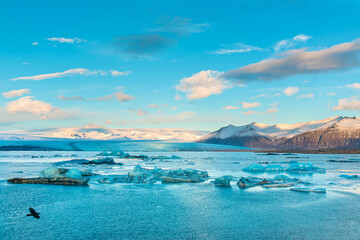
xmin=27 ymin=208 xmax=40 ymax=219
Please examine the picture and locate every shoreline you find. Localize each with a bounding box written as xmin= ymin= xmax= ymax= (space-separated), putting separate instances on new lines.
xmin=209 ymin=149 xmax=360 ymax=154
xmin=0 ymin=143 xmax=360 ymax=154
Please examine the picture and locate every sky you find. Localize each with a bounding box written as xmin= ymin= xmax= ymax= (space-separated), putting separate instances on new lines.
xmin=1 ymin=0 xmax=360 ymax=133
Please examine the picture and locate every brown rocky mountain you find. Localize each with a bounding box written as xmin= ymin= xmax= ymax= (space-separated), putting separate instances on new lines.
xmin=196 ymin=116 xmax=360 ymax=150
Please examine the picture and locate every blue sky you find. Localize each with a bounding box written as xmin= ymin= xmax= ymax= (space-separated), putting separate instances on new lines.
xmin=1 ymin=0 xmax=360 ymax=132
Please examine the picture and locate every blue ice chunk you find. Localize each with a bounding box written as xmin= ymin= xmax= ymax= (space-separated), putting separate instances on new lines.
xmin=237 ymin=177 xmax=255 ymax=188
xmin=273 ymin=175 xmax=291 ymax=181
xmin=89 ymin=157 xmax=117 ymax=165
xmin=284 ymin=162 xmax=326 ymax=173
xmin=64 ymin=169 xmax=83 ymax=179
xmin=98 ymin=176 xmax=116 ymax=184
xmin=265 ymin=164 xmax=284 ymax=172
xmin=290 ymin=188 xmax=326 ymax=193
xmin=242 ymin=164 xmax=265 ymax=172
xmin=39 ymin=167 xmax=64 ymax=178
xmin=339 ymin=174 xmax=359 ymax=179
xmin=39 ymin=167 xmax=82 ymax=179
xmin=214 ymin=175 xmax=233 ymax=187
xmin=55 ymin=159 xmax=90 ymax=165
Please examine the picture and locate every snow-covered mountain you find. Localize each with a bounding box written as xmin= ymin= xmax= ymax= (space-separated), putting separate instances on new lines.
xmin=196 ymin=116 xmax=360 ymax=150
xmin=0 ymin=124 xmax=209 ymax=141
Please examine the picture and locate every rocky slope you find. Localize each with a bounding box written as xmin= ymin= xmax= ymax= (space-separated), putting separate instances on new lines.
xmin=196 ymin=116 xmax=360 ymax=150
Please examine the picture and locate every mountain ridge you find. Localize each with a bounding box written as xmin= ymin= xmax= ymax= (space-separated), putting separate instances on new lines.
xmin=196 ymin=116 xmax=360 ymax=150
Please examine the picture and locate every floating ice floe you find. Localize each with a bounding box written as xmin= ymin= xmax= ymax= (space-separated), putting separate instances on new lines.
xmin=242 ymin=164 xmax=265 ymax=172
xmin=213 ymin=175 xmax=233 ymax=187
xmin=55 ymin=157 xmax=123 ymax=165
xmin=237 ymin=175 xmax=301 ymax=189
xmin=7 ymin=167 xmax=91 ymax=186
xmin=290 ymin=188 xmax=326 ymax=193
xmin=97 ymin=150 xmax=181 ymax=161
xmin=284 ymin=162 xmax=325 ymax=173
xmin=328 ymin=159 xmax=360 ymax=163
xmin=98 ymin=165 xmax=208 ymax=184
xmin=39 ymin=167 xmax=82 ymax=179
xmin=243 ymin=162 xmax=325 ymax=173
xmin=339 ymin=174 xmax=360 ymax=179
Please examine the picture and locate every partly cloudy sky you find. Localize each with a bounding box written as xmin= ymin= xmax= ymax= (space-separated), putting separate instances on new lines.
xmin=1 ymin=0 xmax=360 ymax=132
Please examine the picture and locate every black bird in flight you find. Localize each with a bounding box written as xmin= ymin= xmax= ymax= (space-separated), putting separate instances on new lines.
xmin=27 ymin=208 xmax=40 ymax=219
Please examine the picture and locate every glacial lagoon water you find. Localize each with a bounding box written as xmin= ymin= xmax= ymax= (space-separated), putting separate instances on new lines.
xmin=2 ymin=141 xmax=360 ymax=239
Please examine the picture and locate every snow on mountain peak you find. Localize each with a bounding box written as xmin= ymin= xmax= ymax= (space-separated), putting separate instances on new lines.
xmin=200 ymin=116 xmax=354 ymax=141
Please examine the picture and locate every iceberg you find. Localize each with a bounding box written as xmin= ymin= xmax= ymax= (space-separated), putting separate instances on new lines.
xmin=242 ymin=164 xmax=265 ymax=172
xmin=8 ymin=177 xmax=89 ymax=186
xmin=64 ymin=168 xmax=83 ymax=179
xmin=98 ymin=165 xmax=209 ymax=184
xmin=55 ymin=159 xmax=90 ymax=165
xmin=339 ymin=174 xmax=359 ymax=179
xmin=213 ymin=175 xmax=233 ymax=187
xmin=237 ymin=177 xmax=255 ymax=188
xmin=264 ymin=165 xmax=284 ymax=172
xmin=284 ymin=162 xmax=326 ymax=173
xmin=55 ymin=157 xmax=123 ymax=165
xmin=97 ymin=150 xmax=127 ymax=157
xmin=242 ymin=162 xmax=325 ymax=173
xmin=273 ymin=175 xmax=291 ymax=181
xmin=290 ymin=188 xmax=326 ymax=193
xmin=39 ymin=167 xmax=83 ymax=179
xmin=237 ymin=175 xmax=300 ymax=189
xmin=86 ymin=157 xmax=118 ymax=165
xmin=8 ymin=167 xmax=90 ymax=186
xmin=162 ymin=177 xmax=200 ymax=183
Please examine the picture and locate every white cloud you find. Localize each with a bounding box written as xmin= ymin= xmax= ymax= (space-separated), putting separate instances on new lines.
xmin=210 ymin=43 xmax=264 ymax=55
xmin=110 ymin=70 xmax=131 ymax=76
xmin=2 ymin=89 xmax=30 ymax=98
xmin=298 ymin=93 xmax=314 ymax=99
xmin=333 ymin=96 xmax=360 ymax=112
xmin=129 ymin=108 xmax=150 ymax=116
xmin=239 ymin=101 xmax=262 ymax=109
xmin=222 ymin=106 xmax=238 ymax=110
xmin=251 ymin=93 xmax=268 ymax=99
xmin=345 ymin=83 xmax=360 ymax=89
xmin=46 ymin=37 xmax=86 ymax=44
xmin=283 ymin=86 xmax=299 ymax=96
xmin=293 ymin=34 xmax=312 ymax=42
xmin=32 ymin=42 xmax=38 ymax=46
xmin=97 ymin=94 xmax=114 ymax=101
xmin=6 ymin=96 xmax=63 ymax=119
xmin=176 ymin=70 xmax=232 ymax=100
xmin=59 ymin=95 xmax=86 ymax=101
xmin=174 ymin=94 xmax=181 ymax=101
xmin=242 ymin=110 xmax=257 ymax=116
xmin=242 ymin=106 xmax=278 ymax=116
xmin=115 ymin=91 xmax=135 ymax=102
xmin=59 ymin=90 xmax=134 ymax=102
xmin=11 ymin=68 xmax=132 ymax=81
xmin=327 ymin=92 xmax=337 ymax=96
xmin=11 ymin=68 xmax=91 ymax=81
xmin=224 ymin=38 xmax=360 ymax=82
xmin=264 ymin=107 xmax=278 ymax=114
xmin=148 ymin=104 xmax=159 ymax=108
xmin=274 ymin=34 xmax=311 ymax=51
